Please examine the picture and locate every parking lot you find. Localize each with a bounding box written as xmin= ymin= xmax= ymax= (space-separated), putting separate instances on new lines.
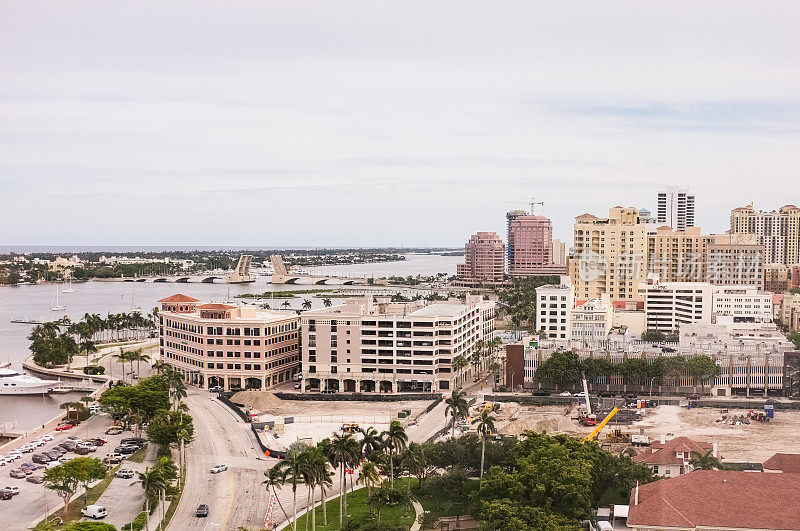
xmin=0 ymin=411 xmax=151 ymax=530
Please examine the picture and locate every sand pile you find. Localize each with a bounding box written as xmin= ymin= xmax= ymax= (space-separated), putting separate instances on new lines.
xmin=230 ymin=390 xmax=284 ymax=411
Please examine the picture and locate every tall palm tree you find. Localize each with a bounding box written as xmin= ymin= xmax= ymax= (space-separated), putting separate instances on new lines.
xmin=323 ymin=298 xmax=332 ymax=307
xmin=381 ymin=421 xmax=407 ymax=487
xmin=281 ymin=300 xmax=291 ymax=311
xmin=452 ymin=354 xmax=468 ymax=387
xmin=79 ymin=337 xmax=98 ymax=369
xmin=301 ymin=299 xmax=312 ymax=311
xmin=134 ymin=467 xmax=164 ymax=531
xmin=690 ymin=450 xmax=724 ymax=471
xmin=329 ymin=433 xmax=357 ymax=526
xmin=445 ymin=389 xmax=469 ymax=440
xmin=359 ymin=426 xmax=381 ymax=459
xmin=114 ymin=349 xmax=130 ymax=383
xmin=263 ymin=465 xmax=291 ymax=525
xmin=471 ymin=409 xmax=496 ymax=478
xmin=275 ymin=442 xmax=308 ymax=531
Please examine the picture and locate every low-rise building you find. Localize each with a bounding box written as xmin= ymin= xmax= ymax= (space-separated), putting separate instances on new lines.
xmin=570 ymin=296 xmax=613 ymax=342
xmin=644 ymin=280 xmax=712 ymax=331
xmin=158 ymin=294 xmax=300 ymax=390
xmin=762 ymin=453 xmax=800 ymax=474
xmin=711 ymin=285 xmax=773 ymax=323
xmin=627 ymin=470 xmax=800 ymax=531
xmin=632 ymin=436 xmax=714 ymax=477
xmin=300 ymin=295 xmax=495 ymax=393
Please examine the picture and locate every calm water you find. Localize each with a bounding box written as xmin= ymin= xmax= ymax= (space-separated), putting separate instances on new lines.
xmin=0 ymin=254 xmax=458 ymax=429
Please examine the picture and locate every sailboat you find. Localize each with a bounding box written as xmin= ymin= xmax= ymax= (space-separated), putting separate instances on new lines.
xmin=131 ymin=292 xmax=142 ymax=313
xmin=62 ymin=278 xmax=77 ymax=293
xmin=51 ymin=285 xmax=66 ymax=311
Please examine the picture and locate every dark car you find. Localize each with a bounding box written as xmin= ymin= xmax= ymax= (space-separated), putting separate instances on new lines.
xmin=31 ymin=454 xmax=50 ymax=464
xmin=74 ymin=447 xmax=90 ymax=455
xmin=686 ymin=393 xmax=701 ymax=400
xmin=531 ymin=390 xmax=551 ymax=396
xmin=50 ymin=447 xmax=66 ymax=456
xmin=45 ymin=451 xmax=61 ymax=460
xmin=120 ymin=438 xmax=144 ymax=445
xmin=196 ymin=504 xmax=209 ymax=517
xmin=61 ymin=441 xmax=78 ymax=451
xmin=26 ymin=476 xmax=42 ymax=484
xmin=597 ymin=391 xmax=615 ymax=397
xmin=115 ymin=446 xmax=137 ymax=455
xmin=662 ymin=347 xmax=677 ymax=353
xmin=0 ymin=490 xmax=12 ymax=501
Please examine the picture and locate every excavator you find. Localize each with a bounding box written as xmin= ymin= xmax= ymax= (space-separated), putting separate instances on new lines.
xmin=582 ymin=406 xmax=620 ymax=443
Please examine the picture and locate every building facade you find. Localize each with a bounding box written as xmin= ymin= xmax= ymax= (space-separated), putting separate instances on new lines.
xmin=647 ymin=226 xmax=712 ymax=283
xmin=711 ymin=285 xmax=773 ymax=323
xmin=779 ymin=293 xmax=800 ymax=332
xmin=644 ymin=280 xmax=713 ymax=331
xmin=157 ymin=294 xmax=300 ymax=391
xmin=506 ymin=210 xmax=565 ymax=277
xmin=706 ymin=233 xmax=764 ymax=287
xmin=299 ymin=295 xmax=495 ymax=394
xmin=571 ymin=206 xmax=649 ymax=301
xmin=570 ymin=297 xmax=613 ymax=342
xmin=730 ymin=204 xmax=800 ymax=266
xmin=536 ymin=277 xmax=574 ymax=340
xmin=657 ymin=186 xmax=695 ymax=231
xmin=455 ymin=232 xmax=505 ymax=284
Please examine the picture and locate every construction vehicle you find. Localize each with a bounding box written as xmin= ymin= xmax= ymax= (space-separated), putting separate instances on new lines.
xmin=578 ymin=372 xmax=597 ymax=426
xmin=340 ymin=423 xmax=360 ymax=433
xmin=604 ymin=429 xmax=632 ymax=443
xmin=583 ymin=407 xmax=619 ymax=442
xmin=631 ymin=434 xmax=651 ymax=446
xmin=481 ymin=402 xmax=500 ymax=414
xmin=747 ymin=410 xmax=770 ymax=423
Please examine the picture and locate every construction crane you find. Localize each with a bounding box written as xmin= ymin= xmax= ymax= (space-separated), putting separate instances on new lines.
xmin=507 ymin=197 xmax=544 ymax=215
xmin=581 ymin=372 xmax=592 ymax=416
xmin=583 ymin=407 xmax=620 ymax=442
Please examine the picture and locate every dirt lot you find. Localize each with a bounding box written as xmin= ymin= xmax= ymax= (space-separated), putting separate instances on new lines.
xmin=496 ymin=402 xmax=800 ymax=462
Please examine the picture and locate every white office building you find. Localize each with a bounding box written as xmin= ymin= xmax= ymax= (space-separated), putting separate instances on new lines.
xmin=570 ymin=296 xmax=613 ymax=342
xmin=711 ymin=285 xmax=773 ymax=323
xmin=644 ymin=280 xmax=713 ymax=331
xmin=657 ymin=186 xmax=696 ymax=230
xmin=536 ymin=276 xmax=574 ymax=340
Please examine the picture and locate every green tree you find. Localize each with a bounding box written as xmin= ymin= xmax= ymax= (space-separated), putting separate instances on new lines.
xmin=400 ymin=442 xmax=434 ymax=488
xmin=147 ymin=409 xmax=194 ymax=446
xmin=641 ymin=329 xmax=666 ymax=342
xmin=43 ymin=464 xmax=80 ymax=517
xmin=274 ymin=442 xmax=308 ymax=531
xmin=471 ymin=409 xmax=496 ymax=479
xmin=357 ymin=459 xmax=381 ymax=499
xmin=444 ymin=389 xmax=469 ymax=441
xmin=686 ymin=355 xmax=721 ymax=394
xmin=534 ymin=350 xmax=582 ymax=389
xmin=689 ymin=450 xmax=724 ymax=471
xmin=63 ymin=523 xmax=117 ymax=531
xmin=329 ymin=433 xmax=359 ymax=526
xmin=381 ymin=421 xmax=408 ymax=487
xmin=323 ymin=298 xmax=332 ymax=307
xmin=68 ymin=457 xmax=107 ymax=506
xmin=135 ymin=466 xmax=164 ymax=529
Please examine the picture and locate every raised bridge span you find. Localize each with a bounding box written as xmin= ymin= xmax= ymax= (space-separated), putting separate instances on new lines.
xmin=269 ymin=255 xmax=366 ymax=285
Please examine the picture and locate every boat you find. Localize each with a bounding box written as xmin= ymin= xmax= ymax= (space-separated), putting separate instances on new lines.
xmin=62 ymin=278 xmax=77 ymax=293
xmin=50 ymin=285 xmax=66 ymax=311
xmin=10 ymin=317 xmax=44 ymax=325
xmin=0 ymin=368 xmax=61 ymax=395
xmin=131 ymin=292 xmax=142 ymax=313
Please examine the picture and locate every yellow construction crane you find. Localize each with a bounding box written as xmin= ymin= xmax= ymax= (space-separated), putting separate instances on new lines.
xmin=582 ymin=407 xmax=619 ymax=442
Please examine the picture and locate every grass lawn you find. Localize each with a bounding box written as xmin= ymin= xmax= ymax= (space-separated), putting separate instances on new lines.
xmin=293 ymin=482 xmax=415 ymax=531
xmin=34 ymin=464 xmax=121 ymax=530
xmin=128 ymin=445 xmax=148 ymax=463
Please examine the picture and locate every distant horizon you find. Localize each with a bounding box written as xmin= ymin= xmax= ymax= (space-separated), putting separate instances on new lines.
xmin=0 ymin=245 xmax=464 ymax=254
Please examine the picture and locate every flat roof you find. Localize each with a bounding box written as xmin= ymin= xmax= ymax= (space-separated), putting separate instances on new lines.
xmin=407 ymin=302 xmax=469 ymax=317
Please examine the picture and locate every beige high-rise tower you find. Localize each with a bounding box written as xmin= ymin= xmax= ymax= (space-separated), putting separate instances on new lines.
xmin=730 ymin=204 xmax=800 ymax=266
xmin=571 ymin=206 xmax=648 ymax=301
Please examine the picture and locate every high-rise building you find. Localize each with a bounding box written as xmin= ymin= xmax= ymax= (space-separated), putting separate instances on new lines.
xmin=571 ymin=206 xmax=649 ymax=300
xmin=157 ymin=294 xmax=300 ymax=390
xmin=730 ymin=204 xmax=800 ymax=266
xmin=657 ymin=186 xmax=695 ymax=230
xmin=552 ymin=238 xmax=568 ymax=266
xmin=647 ymin=226 xmax=713 ymax=283
xmin=299 ymin=295 xmax=495 ymax=393
xmin=706 ymin=233 xmax=764 ymax=287
xmin=455 ymin=232 xmax=505 ymax=285
xmin=506 ymin=210 xmax=566 ymax=277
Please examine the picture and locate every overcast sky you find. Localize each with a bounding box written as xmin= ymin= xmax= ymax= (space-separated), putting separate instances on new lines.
xmin=1 ymin=1 xmax=799 ymax=248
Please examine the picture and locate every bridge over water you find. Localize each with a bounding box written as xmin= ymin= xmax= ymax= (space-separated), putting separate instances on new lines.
xmin=269 ymin=255 xmax=366 ymax=285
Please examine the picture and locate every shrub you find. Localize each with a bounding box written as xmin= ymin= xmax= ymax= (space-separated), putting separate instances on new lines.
xmin=122 ymin=511 xmax=147 ymax=531
xmin=64 ymin=522 xmax=117 ymax=531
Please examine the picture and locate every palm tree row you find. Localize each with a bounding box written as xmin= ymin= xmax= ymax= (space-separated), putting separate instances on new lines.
xmin=267 ymin=420 xmax=409 ymax=530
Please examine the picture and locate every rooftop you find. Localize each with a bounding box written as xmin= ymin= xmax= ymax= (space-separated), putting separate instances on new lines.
xmin=627 ymin=471 xmax=800 ymax=530
xmin=633 ymin=436 xmax=712 ymax=466
xmin=762 ymin=453 xmax=800 ymax=474
xmin=158 ymin=294 xmax=200 ymax=303
xmin=408 ymin=302 xmax=469 ymax=317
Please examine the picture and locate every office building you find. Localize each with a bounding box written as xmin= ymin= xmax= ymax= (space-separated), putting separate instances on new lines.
xmin=571 ymin=206 xmax=649 ymax=301
xmin=570 ymin=296 xmax=613 ymax=342
xmin=157 ymin=294 xmax=300 ymax=391
xmin=657 ymin=186 xmax=695 ymax=230
xmin=455 ymin=232 xmax=505 ymax=285
xmin=730 ymin=204 xmax=800 ymax=266
xmin=711 ymin=285 xmax=772 ymax=323
xmin=552 ymin=238 xmax=567 ymax=266
xmin=644 ymin=280 xmax=713 ymax=331
xmin=299 ymin=295 xmax=495 ymax=394
xmin=506 ymin=210 xmax=566 ymax=277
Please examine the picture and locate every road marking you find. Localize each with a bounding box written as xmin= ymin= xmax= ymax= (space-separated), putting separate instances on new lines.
xmin=222 ymin=473 xmax=235 ymax=529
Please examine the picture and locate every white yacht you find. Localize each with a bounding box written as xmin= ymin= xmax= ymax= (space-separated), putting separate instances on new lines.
xmin=0 ymin=368 xmax=61 ymax=395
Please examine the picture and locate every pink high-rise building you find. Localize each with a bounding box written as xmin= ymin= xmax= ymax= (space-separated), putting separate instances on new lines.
xmin=506 ymin=210 xmax=566 ymax=277
xmin=456 ymin=232 xmax=505 ymax=284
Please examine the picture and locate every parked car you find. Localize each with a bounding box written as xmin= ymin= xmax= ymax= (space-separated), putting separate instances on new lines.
xmin=74 ymin=447 xmax=90 ymax=456
xmin=89 ymin=438 xmax=108 ymax=446
xmin=77 ymin=443 xmax=97 ymax=452
xmin=559 ymin=391 xmax=572 ymax=397
xmin=686 ymin=393 xmax=701 ymax=400
xmin=55 ymin=423 xmax=73 ymax=431
xmin=9 ymin=470 xmax=26 ymax=479
xmin=210 ymin=464 xmax=227 ymax=474
xmin=18 ymin=445 xmax=34 ymax=454
xmin=531 ymin=390 xmax=551 ymax=396
xmin=31 ymin=455 xmax=50 ymax=464
xmin=3 ymin=486 xmax=19 ymax=495
xmin=66 ymin=436 xmax=82 ymax=443
xmin=89 ymin=405 xmax=101 ymax=414
xmin=115 ymin=446 xmax=137 ymax=455
xmin=115 ymin=469 xmax=135 ymax=479
xmin=45 ymin=451 xmax=61 ymax=460
xmin=208 ymin=386 xmax=223 ymax=393
xmin=81 ymin=505 xmax=108 ymax=519
xmin=61 ymin=441 xmax=78 ymax=451
xmin=196 ymin=504 xmax=209 ymax=517
xmin=26 ymin=476 xmax=42 ymax=484
xmin=120 ymin=438 xmax=144 ymax=445
xmin=41 ymin=434 xmax=54 ymax=442
xmin=294 ymin=383 xmax=302 ymax=389
xmin=59 ymin=457 xmax=71 ymax=463
xmin=104 ymin=454 xmax=124 ymax=464
xmin=105 ymin=427 xmax=123 ymax=435
xmin=0 ymin=490 xmax=11 ymax=501
xmin=44 ymin=462 xmax=59 ymax=469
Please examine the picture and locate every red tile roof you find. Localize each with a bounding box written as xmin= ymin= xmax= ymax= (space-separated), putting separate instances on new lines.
xmin=633 ymin=436 xmax=712 ymax=466
xmin=627 ymin=471 xmax=800 ymax=530
xmin=198 ymin=303 xmax=236 ymax=310
xmin=762 ymin=453 xmax=800 ymax=474
xmin=158 ymin=294 xmax=200 ymax=303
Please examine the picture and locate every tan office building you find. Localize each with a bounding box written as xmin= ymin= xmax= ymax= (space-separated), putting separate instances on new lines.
xmin=647 ymin=226 xmax=712 ymax=283
xmin=730 ymin=204 xmax=800 ymax=266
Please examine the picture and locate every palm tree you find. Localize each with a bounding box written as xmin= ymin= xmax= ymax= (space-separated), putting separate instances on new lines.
xmin=129 ymin=348 xmax=150 ymax=375
xmin=452 ymin=354 xmax=468 ymax=388
xmin=263 ymin=466 xmax=291 ymax=525
xmin=359 ymin=426 xmax=381 ymax=459
xmin=445 ymin=389 xmax=469 ymax=440
xmin=357 ymin=460 xmax=380 ymax=500
xmin=471 ymin=409 xmax=496 ymax=478
xmin=79 ymin=337 xmax=98 ymax=369
xmin=328 ymin=433 xmax=357 ymax=526
xmin=134 ymin=467 xmax=164 ymax=531
xmin=281 ymin=300 xmax=291 ymax=311
xmin=59 ymin=401 xmax=86 ymax=422
xmin=274 ymin=442 xmax=308 ymax=531
xmin=690 ymin=450 xmax=724 ymax=471
xmin=114 ymin=349 xmax=130 ymax=383
xmin=323 ymin=298 xmax=332 ymax=307
xmin=381 ymin=421 xmax=407 ymax=487
xmin=176 ymin=427 xmax=191 ymax=481
xmin=301 ymin=299 xmax=312 ymax=311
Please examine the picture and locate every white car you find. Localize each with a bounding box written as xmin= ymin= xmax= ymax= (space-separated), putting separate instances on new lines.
xmin=7 ymin=453 xmax=21 ymax=460
xmin=210 ymin=464 xmax=228 ymax=474
xmin=559 ymin=391 xmax=572 ymax=397
xmin=41 ymin=434 xmax=54 ymax=442
xmin=66 ymin=436 xmax=82 ymax=443
xmin=3 ymin=486 xmax=19 ymax=495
